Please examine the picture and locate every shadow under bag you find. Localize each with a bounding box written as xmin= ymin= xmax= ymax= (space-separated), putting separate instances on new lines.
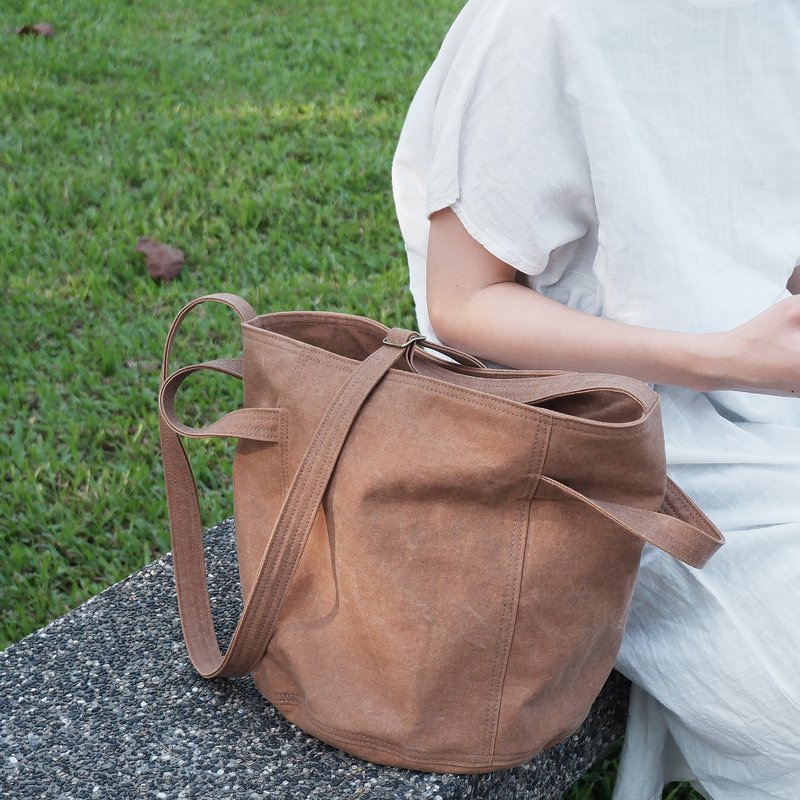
xmin=159 ymin=293 xmax=724 ymax=774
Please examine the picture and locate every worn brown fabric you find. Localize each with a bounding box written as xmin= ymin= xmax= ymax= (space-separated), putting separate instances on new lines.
xmin=159 ymin=294 xmax=724 ymax=774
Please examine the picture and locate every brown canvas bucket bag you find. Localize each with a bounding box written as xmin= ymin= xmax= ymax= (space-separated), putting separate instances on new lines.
xmin=159 ymin=293 xmax=724 ymax=774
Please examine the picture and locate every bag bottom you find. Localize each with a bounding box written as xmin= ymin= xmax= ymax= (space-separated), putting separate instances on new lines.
xmin=263 ymin=687 xmax=564 ymax=775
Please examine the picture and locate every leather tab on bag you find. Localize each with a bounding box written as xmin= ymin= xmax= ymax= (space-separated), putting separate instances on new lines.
xmin=383 ymin=327 xmax=425 ymax=347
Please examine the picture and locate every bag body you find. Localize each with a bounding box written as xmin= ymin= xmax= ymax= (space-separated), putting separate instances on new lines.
xmin=159 ymin=294 xmax=723 ymax=773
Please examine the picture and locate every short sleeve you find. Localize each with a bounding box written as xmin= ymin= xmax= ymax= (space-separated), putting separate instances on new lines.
xmin=423 ymin=0 xmax=595 ymax=276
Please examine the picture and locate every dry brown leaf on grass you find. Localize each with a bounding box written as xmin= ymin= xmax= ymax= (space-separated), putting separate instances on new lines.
xmin=135 ymin=238 xmax=185 ymax=282
xmin=17 ymin=23 xmax=55 ymax=38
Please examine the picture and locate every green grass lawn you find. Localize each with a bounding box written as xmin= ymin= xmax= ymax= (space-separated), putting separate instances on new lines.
xmin=2 ymin=2 xmax=700 ymax=797
xmin=2 ymin=0 xmax=431 ymax=646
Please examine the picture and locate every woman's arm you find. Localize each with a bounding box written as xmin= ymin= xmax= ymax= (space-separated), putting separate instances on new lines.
xmin=426 ymin=207 xmax=800 ymax=396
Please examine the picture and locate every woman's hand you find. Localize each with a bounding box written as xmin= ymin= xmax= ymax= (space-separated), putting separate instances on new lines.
xmin=711 ymin=296 xmax=800 ymax=396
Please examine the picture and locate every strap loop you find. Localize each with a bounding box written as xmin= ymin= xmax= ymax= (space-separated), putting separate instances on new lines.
xmin=161 ymin=293 xmax=256 ymax=382
xmin=537 ymin=476 xmax=724 ymax=568
xmin=159 ymin=359 xmax=282 ymax=443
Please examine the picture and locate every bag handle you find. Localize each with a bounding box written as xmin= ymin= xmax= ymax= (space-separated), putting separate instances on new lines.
xmin=160 ymin=295 xmax=723 ymax=680
xmin=411 ymin=353 xmax=659 ymax=409
xmin=537 ymin=477 xmax=723 ymax=569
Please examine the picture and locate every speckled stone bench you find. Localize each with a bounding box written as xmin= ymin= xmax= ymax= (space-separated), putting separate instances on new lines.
xmin=1 ymin=520 xmax=629 ymax=799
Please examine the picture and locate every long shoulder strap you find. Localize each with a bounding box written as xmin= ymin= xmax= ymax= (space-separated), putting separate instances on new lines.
xmin=159 ymin=295 xmax=260 ymax=678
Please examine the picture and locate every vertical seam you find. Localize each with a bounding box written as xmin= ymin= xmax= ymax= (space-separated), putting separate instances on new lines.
xmin=485 ymin=416 xmax=552 ymax=763
xmin=274 ymin=351 xmax=308 ymax=498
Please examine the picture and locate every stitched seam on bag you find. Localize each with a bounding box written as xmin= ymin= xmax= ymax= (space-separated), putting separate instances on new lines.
xmin=215 ymin=424 xmax=280 ymax=438
xmin=250 ymin=314 xmax=387 ymax=338
xmin=243 ymin=330 xmax=541 ymax=420
xmin=297 ymin=343 xmax=537 ymax=421
xmin=280 ymin=405 xmax=289 ymax=497
xmin=400 ymin=378 xmax=645 ymax=434
xmin=277 ymin=695 xmax=547 ymax=763
xmin=275 ymin=350 xmax=308 ymax=496
xmin=387 ymin=375 xmax=535 ymax=420
xmin=483 ymin=490 xmax=521 ymax=758
xmin=487 ymin=417 xmax=551 ymax=759
xmin=236 ymin=350 xmax=312 ymax=666
xmin=229 ymin=409 xmax=280 ymax=424
xmin=483 ymin=419 xmax=547 ymax=758
xmin=272 ymin=698 xmax=490 ymax=766
xmin=546 ymin=417 xmax=649 ymax=439
xmin=662 ymin=493 xmax=681 ymax=521
xmin=244 ymin=320 xmax=653 ymax=412
xmin=664 ymin=487 xmax=706 ymax=529
xmin=244 ymin=328 xmax=656 ymax=440
xmin=244 ymin=329 xmax=652 ymax=438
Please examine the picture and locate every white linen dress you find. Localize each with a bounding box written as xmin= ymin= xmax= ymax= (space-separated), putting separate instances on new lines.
xmin=391 ymin=1 xmax=800 ymax=797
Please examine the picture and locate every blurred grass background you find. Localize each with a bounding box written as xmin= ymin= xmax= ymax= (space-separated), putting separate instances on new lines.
xmin=1 ymin=2 xmax=700 ymax=797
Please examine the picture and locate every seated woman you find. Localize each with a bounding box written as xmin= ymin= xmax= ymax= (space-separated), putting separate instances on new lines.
xmin=392 ymin=1 xmax=800 ymax=798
